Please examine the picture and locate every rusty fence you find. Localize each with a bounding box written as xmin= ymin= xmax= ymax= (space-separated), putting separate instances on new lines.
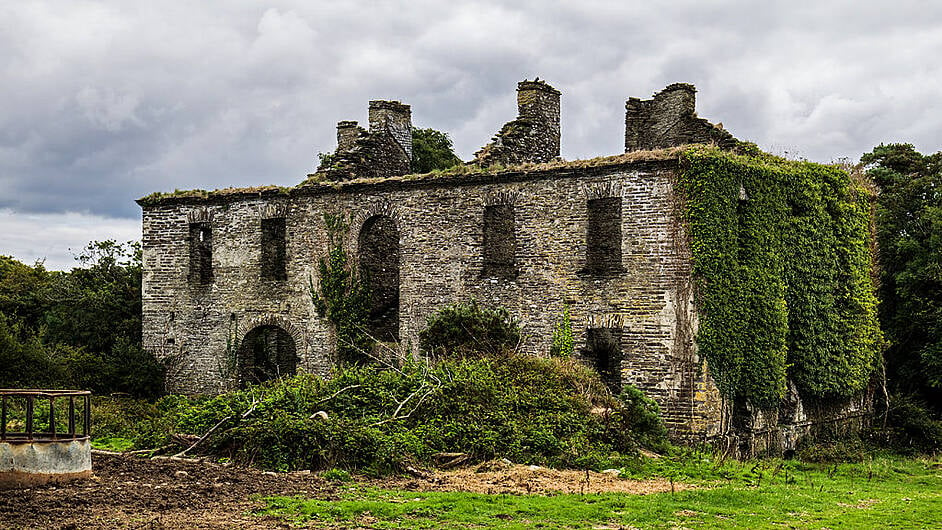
xmin=0 ymin=389 xmax=91 ymax=442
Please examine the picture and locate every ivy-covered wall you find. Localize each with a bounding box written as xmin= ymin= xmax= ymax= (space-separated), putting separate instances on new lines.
xmin=679 ymin=147 xmax=882 ymax=410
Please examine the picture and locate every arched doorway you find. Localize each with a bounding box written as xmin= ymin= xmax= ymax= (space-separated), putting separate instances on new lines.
xmin=358 ymin=215 xmax=400 ymax=342
xmin=237 ymin=325 xmax=298 ymax=387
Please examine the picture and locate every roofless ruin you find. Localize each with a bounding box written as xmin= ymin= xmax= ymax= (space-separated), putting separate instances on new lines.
xmin=139 ymin=80 xmax=879 ymax=455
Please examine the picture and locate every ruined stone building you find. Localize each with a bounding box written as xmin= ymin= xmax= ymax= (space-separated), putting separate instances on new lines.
xmin=139 ymin=80 xmax=871 ymax=451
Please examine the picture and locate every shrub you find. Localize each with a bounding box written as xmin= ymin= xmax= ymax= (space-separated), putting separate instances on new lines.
xmin=418 ymin=301 xmax=520 ymax=358
xmin=135 ymin=354 xmax=669 ymax=473
xmin=869 ymin=395 xmax=942 ymax=455
xmin=618 ymin=385 xmax=670 ymax=453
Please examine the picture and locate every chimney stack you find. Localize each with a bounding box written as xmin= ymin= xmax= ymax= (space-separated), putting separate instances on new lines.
xmin=336 ymin=120 xmax=360 ymax=152
xmin=368 ymin=100 xmax=412 ymax=160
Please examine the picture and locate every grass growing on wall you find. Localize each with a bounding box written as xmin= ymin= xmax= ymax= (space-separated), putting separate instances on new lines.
xmin=680 ymin=147 xmax=881 ymax=409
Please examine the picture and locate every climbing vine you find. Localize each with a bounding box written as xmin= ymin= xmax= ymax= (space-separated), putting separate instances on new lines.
xmin=549 ymin=304 xmax=574 ymax=358
xmin=311 ymin=213 xmax=373 ymax=365
xmin=680 ymin=146 xmax=881 ymax=409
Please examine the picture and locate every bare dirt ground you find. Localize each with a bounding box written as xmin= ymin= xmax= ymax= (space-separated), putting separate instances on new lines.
xmin=380 ymin=460 xmax=690 ymax=496
xmin=0 ymin=453 xmax=685 ymax=529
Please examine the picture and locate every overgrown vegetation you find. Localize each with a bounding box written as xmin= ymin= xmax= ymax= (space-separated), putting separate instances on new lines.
xmin=680 ymin=147 xmax=882 ymax=409
xmin=418 ymin=301 xmax=520 ymax=358
xmin=311 ymin=213 xmax=373 ymax=365
xmin=93 ymin=353 xmax=669 ymax=474
xmin=0 ymin=242 xmax=164 ymax=397
xmin=549 ymin=303 xmax=574 ymax=357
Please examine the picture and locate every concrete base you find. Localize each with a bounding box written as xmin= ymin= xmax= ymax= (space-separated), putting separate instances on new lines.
xmin=0 ymin=439 xmax=92 ymax=489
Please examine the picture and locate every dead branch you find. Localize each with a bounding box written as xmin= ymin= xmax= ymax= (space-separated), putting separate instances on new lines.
xmin=368 ymin=386 xmax=435 ymax=427
xmin=433 ymin=452 xmax=469 ymax=469
xmin=171 ymin=399 xmax=259 ymax=458
xmin=315 ymin=384 xmax=362 ymax=404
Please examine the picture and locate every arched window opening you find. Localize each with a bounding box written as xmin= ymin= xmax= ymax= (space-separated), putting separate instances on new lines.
xmin=237 ymin=325 xmax=298 ymax=387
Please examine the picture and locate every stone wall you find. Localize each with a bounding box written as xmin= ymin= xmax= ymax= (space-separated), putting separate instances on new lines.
xmin=625 ymin=83 xmax=738 ymax=152
xmin=140 ymin=158 xmax=724 ymax=440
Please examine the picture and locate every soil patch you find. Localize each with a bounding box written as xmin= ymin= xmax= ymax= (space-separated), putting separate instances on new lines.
xmin=0 ymin=452 xmax=337 ymax=529
xmin=376 ymin=460 xmax=692 ymax=495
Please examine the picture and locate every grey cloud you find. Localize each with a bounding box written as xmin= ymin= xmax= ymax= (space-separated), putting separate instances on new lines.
xmin=2 ymin=0 xmax=942 ymax=225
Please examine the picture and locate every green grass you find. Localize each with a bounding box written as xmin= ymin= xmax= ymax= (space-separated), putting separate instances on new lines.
xmin=256 ymin=455 xmax=942 ymax=529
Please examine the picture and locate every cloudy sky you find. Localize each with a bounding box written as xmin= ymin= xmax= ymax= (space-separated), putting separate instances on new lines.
xmin=2 ymin=1 xmax=941 ymax=269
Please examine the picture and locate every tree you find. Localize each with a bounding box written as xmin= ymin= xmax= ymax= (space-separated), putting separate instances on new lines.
xmin=0 ymin=241 xmax=163 ymax=396
xmin=0 ymin=255 xmax=49 ymax=331
xmin=42 ymin=240 xmax=142 ymax=354
xmin=862 ymin=144 xmax=942 ymax=401
xmin=411 ymin=127 xmax=463 ymax=173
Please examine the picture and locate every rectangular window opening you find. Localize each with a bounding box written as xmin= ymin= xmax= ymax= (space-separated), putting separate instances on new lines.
xmin=482 ymin=204 xmax=516 ymax=278
xmin=583 ymin=327 xmax=623 ymax=394
xmin=585 ymin=197 xmax=623 ymax=274
xmin=188 ymin=222 xmax=213 ymax=284
xmin=261 ymin=217 xmax=287 ymax=281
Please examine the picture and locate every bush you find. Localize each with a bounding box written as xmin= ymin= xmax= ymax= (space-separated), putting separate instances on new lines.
xmin=869 ymin=395 xmax=942 ymax=455
xmin=126 ymin=353 xmax=669 ymax=473
xmin=92 ymin=396 xmax=176 ymax=450
xmin=618 ymin=385 xmax=670 ymax=453
xmin=418 ymin=301 xmax=520 ymax=358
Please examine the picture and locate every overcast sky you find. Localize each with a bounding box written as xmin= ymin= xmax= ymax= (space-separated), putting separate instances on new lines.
xmin=2 ymin=1 xmax=941 ymax=269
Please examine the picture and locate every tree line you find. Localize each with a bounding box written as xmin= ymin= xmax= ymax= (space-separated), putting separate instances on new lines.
xmin=0 ymin=240 xmax=163 ymax=397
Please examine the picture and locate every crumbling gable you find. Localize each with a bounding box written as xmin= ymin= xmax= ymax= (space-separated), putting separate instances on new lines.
xmin=474 ymin=79 xmax=561 ymax=167
xmin=625 ymin=83 xmax=738 ymax=152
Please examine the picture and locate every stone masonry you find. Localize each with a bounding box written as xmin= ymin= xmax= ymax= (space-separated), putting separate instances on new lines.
xmin=473 ymin=79 xmax=561 ymax=167
xmin=139 ymin=80 xmax=865 ymax=450
xmin=625 ymin=83 xmax=738 ymax=152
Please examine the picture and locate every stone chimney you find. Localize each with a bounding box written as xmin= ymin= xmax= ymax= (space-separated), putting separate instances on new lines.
xmin=336 ymin=120 xmax=361 ymax=152
xmin=473 ymin=79 xmax=561 ymax=167
xmin=516 ymin=80 xmax=561 ymax=160
xmin=368 ymin=100 xmax=412 ymax=160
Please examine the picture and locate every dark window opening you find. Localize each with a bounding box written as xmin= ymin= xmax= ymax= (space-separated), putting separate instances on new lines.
xmin=166 ymin=338 xmax=175 ymax=345
xmin=482 ymin=204 xmax=516 ymax=277
xmin=261 ymin=217 xmax=287 ymax=281
xmin=359 ymin=215 xmax=400 ymax=342
xmin=583 ymin=327 xmax=623 ymax=394
xmin=237 ymin=325 xmax=298 ymax=388
xmin=585 ymin=197 xmax=623 ymax=274
xmin=188 ymin=222 xmax=213 ymax=284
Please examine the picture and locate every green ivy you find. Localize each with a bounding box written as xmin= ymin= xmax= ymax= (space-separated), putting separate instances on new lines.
xmin=549 ymin=304 xmax=574 ymax=358
xmin=311 ymin=213 xmax=373 ymax=365
xmin=679 ymin=147 xmax=881 ymax=409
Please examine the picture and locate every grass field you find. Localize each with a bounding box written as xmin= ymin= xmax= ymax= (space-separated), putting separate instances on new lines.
xmin=257 ymin=455 xmax=942 ymax=529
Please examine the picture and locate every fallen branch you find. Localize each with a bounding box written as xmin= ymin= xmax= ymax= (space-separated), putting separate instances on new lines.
xmin=126 ymin=445 xmax=173 ymax=456
xmin=433 ymin=452 xmax=469 ymax=469
xmin=368 ymin=386 xmax=435 ymax=427
xmin=315 ymin=384 xmax=362 ymax=404
xmin=171 ymin=399 xmax=259 ymax=458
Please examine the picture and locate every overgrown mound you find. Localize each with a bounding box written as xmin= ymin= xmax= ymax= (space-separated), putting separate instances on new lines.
xmin=140 ymin=355 xmax=666 ymax=474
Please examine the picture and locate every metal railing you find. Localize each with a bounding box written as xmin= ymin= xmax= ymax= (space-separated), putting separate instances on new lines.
xmin=0 ymin=389 xmax=91 ymax=443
